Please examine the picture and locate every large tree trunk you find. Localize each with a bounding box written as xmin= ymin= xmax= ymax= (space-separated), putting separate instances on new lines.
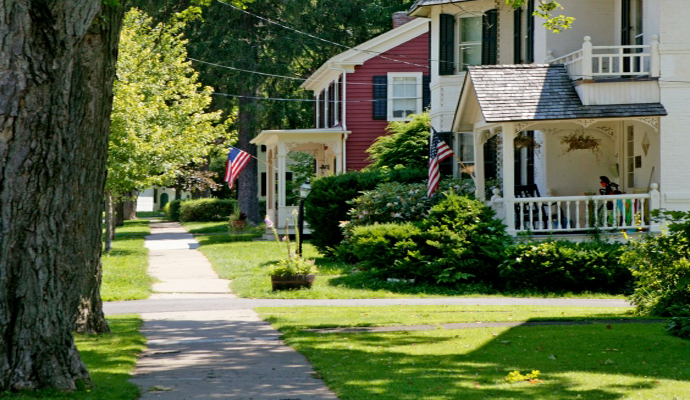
xmin=237 ymin=94 xmax=260 ymax=225
xmin=0 ymin=0 xmax=121 ymax=390
xmin=122 ymin=190 xmax=138 ymax=220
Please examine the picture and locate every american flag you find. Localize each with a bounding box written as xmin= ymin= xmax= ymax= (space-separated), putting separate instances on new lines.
xmin=427 ymin=128 xmax=454 ymax=197
xmin=224 ymin=147 xmax=251 ymax=189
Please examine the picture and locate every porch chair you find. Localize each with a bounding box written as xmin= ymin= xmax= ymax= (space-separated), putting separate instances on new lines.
xmin=514 ymin=184 xmax=562 ymax=230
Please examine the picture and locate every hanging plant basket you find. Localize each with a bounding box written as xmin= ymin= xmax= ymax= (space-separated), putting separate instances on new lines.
xmin=514 ymin=134 xmax=541 ymax=151
xmin=561 ymin=132 xmax=602 ymax=159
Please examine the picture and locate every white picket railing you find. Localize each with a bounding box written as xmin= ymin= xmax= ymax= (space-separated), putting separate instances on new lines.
xmin=550 ymin=36 xmax=660 ymax=80
xmin=490 ymin=184 xmax=661 ymax=234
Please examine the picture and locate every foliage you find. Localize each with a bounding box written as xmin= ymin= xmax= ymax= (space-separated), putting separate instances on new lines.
xmin=334 ymin=223 xmax=423 ymax=278
xmin=560 ymin=131 xmax=602 ymax=159
xmin=286 ymin=151 xmax=316 ymax=206
xmin=622 ymin=210 xmax=690 ymax=317
xmin=666 ymin=306 xmax=690 ymax=340
xmin=107 ymin=8 xmax=229 ymax=195
xmin=507 ymin=0 xmax=575 ymax=33
xmin=346 ymin=179 xmax=475 ymax=228
xmin=336 ymin=193 xmax=508 ymax=284
xmin=499 ymin=241 xmax=630 ymax=294
xmin=269 ymin=258 xmax=317 ymax=277
xmin=164 ymin=199 xmax=184 ymax=222
xmin=504 ymin=370 xmax=542 ymax=384
xmin=304 ymin=168 xmax=427 ymax=254
xmin=179 ymin=198 xmax=237 ymax=222
xmin=365 ymin=112 xmax=431 ymax=171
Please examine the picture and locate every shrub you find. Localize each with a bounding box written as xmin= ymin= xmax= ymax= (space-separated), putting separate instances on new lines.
xmin=347 ymin=179 xmax=475 ymax=227
xmin=499 ymin=241 xmax=630 ymax=294
xmin=335 ymin=223 xmax=423 ymax=279
xmin=622 ymin=211 xmax=690 ymax=317
xmin=164 ymin=199 xmax=183 ymax=222
xmin=666 ymin=306 xmax=690 ymax=340
xmin=179 ymin=198 xmax=237 ymax=222
xmin=365 ymin=112 xmax=430 ymax=171
xmin=336 ymin=192 xmax=508 ymax=285
xmin=304 ymin=168 xmax=427 ymax=254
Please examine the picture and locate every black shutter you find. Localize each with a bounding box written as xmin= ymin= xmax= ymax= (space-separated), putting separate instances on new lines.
xmin=438 ymin=131 xmax=454 ymax=176
xmin=482 ymin=9 xmax=499 ymax=65
xmin=622 ymin=0 xmax=631 ymax=46
xmin=373 ymin=75 xmax=387 ymax=120
xmin=261 ymin=172 xmax=267 ymax=196
xmin=422 ymin=75 xmax=431 ymax=111
xmin=318 ymin=90 xmax=325 ymax=128
xmin=338 ymin=78 xmax=343 ymax=124
xmin=439 ymin=13 xmax=455 ymax=75
xmin=328 ymin=82 xmax=335 ymax=127
xmin=526 ymin=0 xmax=535 ymax=63
xmin=514 ymin=6 xmax=523 ymax=63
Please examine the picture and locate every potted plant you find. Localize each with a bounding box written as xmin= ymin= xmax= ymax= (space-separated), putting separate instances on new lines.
xmin=265 ymin=213 xmax=317 ymax=291
xmin=561 ymin=131 xmax=602 ymax=159
xmin=228 ymin=211 xmax=247 ymax=232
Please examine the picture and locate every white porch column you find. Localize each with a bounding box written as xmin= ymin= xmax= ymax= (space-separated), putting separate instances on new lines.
xmin=267 ymin=150 xmax=275 ymax=217
xmin=474 ymin=129 xmax=486 ymax=201
xmin=502 ymin=124 xmax=516 ymax=234
xmin=277 ymin=149 xmax=287 ymax=209
xmin=582 ymin=37 xmax=593 ymax=80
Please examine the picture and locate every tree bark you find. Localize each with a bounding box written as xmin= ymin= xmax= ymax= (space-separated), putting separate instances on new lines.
xmin=104 ymin=193 xmax=115 ymax=253
xmin=0 ymin=0 xmax=121 ymax=390
xmin=237 ymin=93 xmax=260 ymax=225
xmin=122 ymin=190 xmax=137 ymax=220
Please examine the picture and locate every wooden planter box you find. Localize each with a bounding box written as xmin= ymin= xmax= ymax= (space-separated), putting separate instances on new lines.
xmin=271 ymin=274 xmax=316 ymax=291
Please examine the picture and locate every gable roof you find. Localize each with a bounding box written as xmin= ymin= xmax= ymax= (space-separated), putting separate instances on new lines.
xmin=409 ymin=0 xmax=479 ymax=17
xmin=459 ymin=64 xmax=666 ymax=125
xmin=301 ymin=17 xmax=429 ymax=93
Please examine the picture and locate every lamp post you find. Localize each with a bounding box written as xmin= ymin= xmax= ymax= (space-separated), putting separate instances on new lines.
xmin=297 ymin=180 xmax=312 ymax=257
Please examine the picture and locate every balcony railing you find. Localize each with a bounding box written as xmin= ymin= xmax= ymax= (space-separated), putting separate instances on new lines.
xmin=489 ymin=184 xmax=661 ymax=235
xmin=549 ymin=36 xmax=660 ymax=80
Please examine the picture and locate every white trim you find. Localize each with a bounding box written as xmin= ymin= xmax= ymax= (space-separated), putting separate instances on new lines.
xmin=387 ymin=72 xmax=423 ymax=121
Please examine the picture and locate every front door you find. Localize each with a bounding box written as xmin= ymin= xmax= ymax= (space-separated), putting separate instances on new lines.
xmin=160 ymin=192 xmax=169 ymax=210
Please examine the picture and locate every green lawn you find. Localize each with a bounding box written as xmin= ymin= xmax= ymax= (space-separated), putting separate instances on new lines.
xmin=193 ymin=233 xmax=624 ymax=299
xmin=101 ymin=220 xmax=154 ymax=301
xmin=0 ymin=316 xmax=145 ymax=399
xmin=258 ymin=306 xmax=689 ymax=400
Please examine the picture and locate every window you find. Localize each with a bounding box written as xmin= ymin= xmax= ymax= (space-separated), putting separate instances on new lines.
xmin=458 ymin=132 xmax=475 ymax=178
xmin=458 ymin=16 xmax=482 ymax=71
xmin=387 ymin=72 xmax=422 ymax=121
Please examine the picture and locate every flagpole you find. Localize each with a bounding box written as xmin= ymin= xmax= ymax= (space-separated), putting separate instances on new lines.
xmin=229 ymin=146 xmax=279 ymax=172
xmin=428 ymin=127 xmax=476 ymax=180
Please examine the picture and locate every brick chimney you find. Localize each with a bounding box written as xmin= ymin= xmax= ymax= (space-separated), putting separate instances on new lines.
xmin=392 ymin=11 xmax=416 ymax=29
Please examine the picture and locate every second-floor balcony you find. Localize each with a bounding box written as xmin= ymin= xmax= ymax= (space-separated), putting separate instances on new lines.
xmin=548 ymin=36 xmax=661 ymax=106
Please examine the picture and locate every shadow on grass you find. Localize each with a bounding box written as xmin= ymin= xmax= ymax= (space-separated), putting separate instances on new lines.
xmin=282 ymin=320 xmax=689 ymax=400
xmin=196 ymin=232 xmax=262 ymax=246
xmin=327 ymin=272 xmax=499 ymax=296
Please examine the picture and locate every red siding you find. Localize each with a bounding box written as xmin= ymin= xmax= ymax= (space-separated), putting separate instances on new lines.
xmin=345 ymin=32 xmax=429 ymax=171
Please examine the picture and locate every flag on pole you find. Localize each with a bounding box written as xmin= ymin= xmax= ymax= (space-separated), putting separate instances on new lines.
xmin=428 ymin=128 xmax=454 ymax=197
xmin=224 ymin=146 xmax=251 ymax=189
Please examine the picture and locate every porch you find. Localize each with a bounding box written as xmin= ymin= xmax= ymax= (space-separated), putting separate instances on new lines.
xmin=250 ymin=127 xmax=349 ymax=230
xmin=453 ymin=62 xmax=667 ymax=237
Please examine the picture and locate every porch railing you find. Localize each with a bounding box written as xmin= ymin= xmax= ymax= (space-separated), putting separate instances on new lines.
xmin=490 ymin=184 xmax=661 ymax=234
xmin=549 ymin=36 xmax=660 ymax=80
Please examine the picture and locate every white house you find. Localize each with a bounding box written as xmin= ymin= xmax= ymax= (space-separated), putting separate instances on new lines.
xmin=410 ymin=0 xmax=689 ymax=236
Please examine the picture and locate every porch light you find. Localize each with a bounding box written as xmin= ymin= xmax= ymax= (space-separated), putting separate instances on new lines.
xmin=299 ymin=180 xmax=312 ymax=199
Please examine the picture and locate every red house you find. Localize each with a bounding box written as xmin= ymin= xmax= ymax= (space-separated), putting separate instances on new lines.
xmin=252 ymin=13 xmax=430 ymax=227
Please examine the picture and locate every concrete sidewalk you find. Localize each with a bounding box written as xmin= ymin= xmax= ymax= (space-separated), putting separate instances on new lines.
xmin=129 ymin=221 xmax=338 ymax=400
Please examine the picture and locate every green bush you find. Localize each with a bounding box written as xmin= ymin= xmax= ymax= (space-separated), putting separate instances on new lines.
xmin=622 ymin=211 xmax=690 ymax=316
xmin=179 ymin=198 xmax=237 ymax=222
xmin=499 ymin=241 xmax=630 ymax=294
xmin=304 ymin=168 xmax=427 ymax=254
xmin=365 ymin=112 xmax=430 ymax=171
xmin=335 ymin=223 xmax=423 ymax=279
xmin=336 ymin=193 xmax=508 ymax=285
xmin=666 ymin=306 xmax=690 ymax=340
xmin=347 ymin=179 xmax=475 ymax=227
xmin=164 ymin=199 xmax=183 ymax=222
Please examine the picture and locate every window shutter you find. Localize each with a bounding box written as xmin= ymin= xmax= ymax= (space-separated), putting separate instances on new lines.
xmin=513 ymin=7 xmax=522 ymax=64
xmin=438 ymin=131 xmax=454 ymax=176
xmin=621 ymin=0 xmax=631 ymax=45
xmin=318 ymin=91 xmax=325 ymax=128
xmin=526 ymin=0 xmax=535 ymax=63
xmin=372 ymin=75 xmax=387 ymax=120
xmin=328 ymin=82 xmax=335 ymax=127
xmin=422 ymin=75 xmax=431 ymax=111
xmin=439 ymin=14 xmax=455 ymax=75
xmin=482 ymin=9 xmax=499 ymax=65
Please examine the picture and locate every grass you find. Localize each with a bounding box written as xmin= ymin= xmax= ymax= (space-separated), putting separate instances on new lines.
xmin=194 ymin=234 xmax=624 ymax=299
xmin=257 ymin=306 xmax=690 ymax=400
xmin=101 ymin=220 xmax=154 ymax=301
xmin=0 ymin=316 xmax=145 ymax=399
xmin=135 ymin=211 xmax=163 ymax=219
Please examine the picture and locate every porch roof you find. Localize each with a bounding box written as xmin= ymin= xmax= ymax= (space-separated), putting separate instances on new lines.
xmin=250 ymin=127 xmax=348 ymax=147
xmin=463 ymin=64 xmax=667 ymax=124
xmin=409 ymin=0 xmax=478 ymax=16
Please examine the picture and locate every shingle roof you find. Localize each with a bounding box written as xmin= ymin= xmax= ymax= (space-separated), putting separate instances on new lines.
xmin=468 ymin=64 xmax=667 ymax=122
